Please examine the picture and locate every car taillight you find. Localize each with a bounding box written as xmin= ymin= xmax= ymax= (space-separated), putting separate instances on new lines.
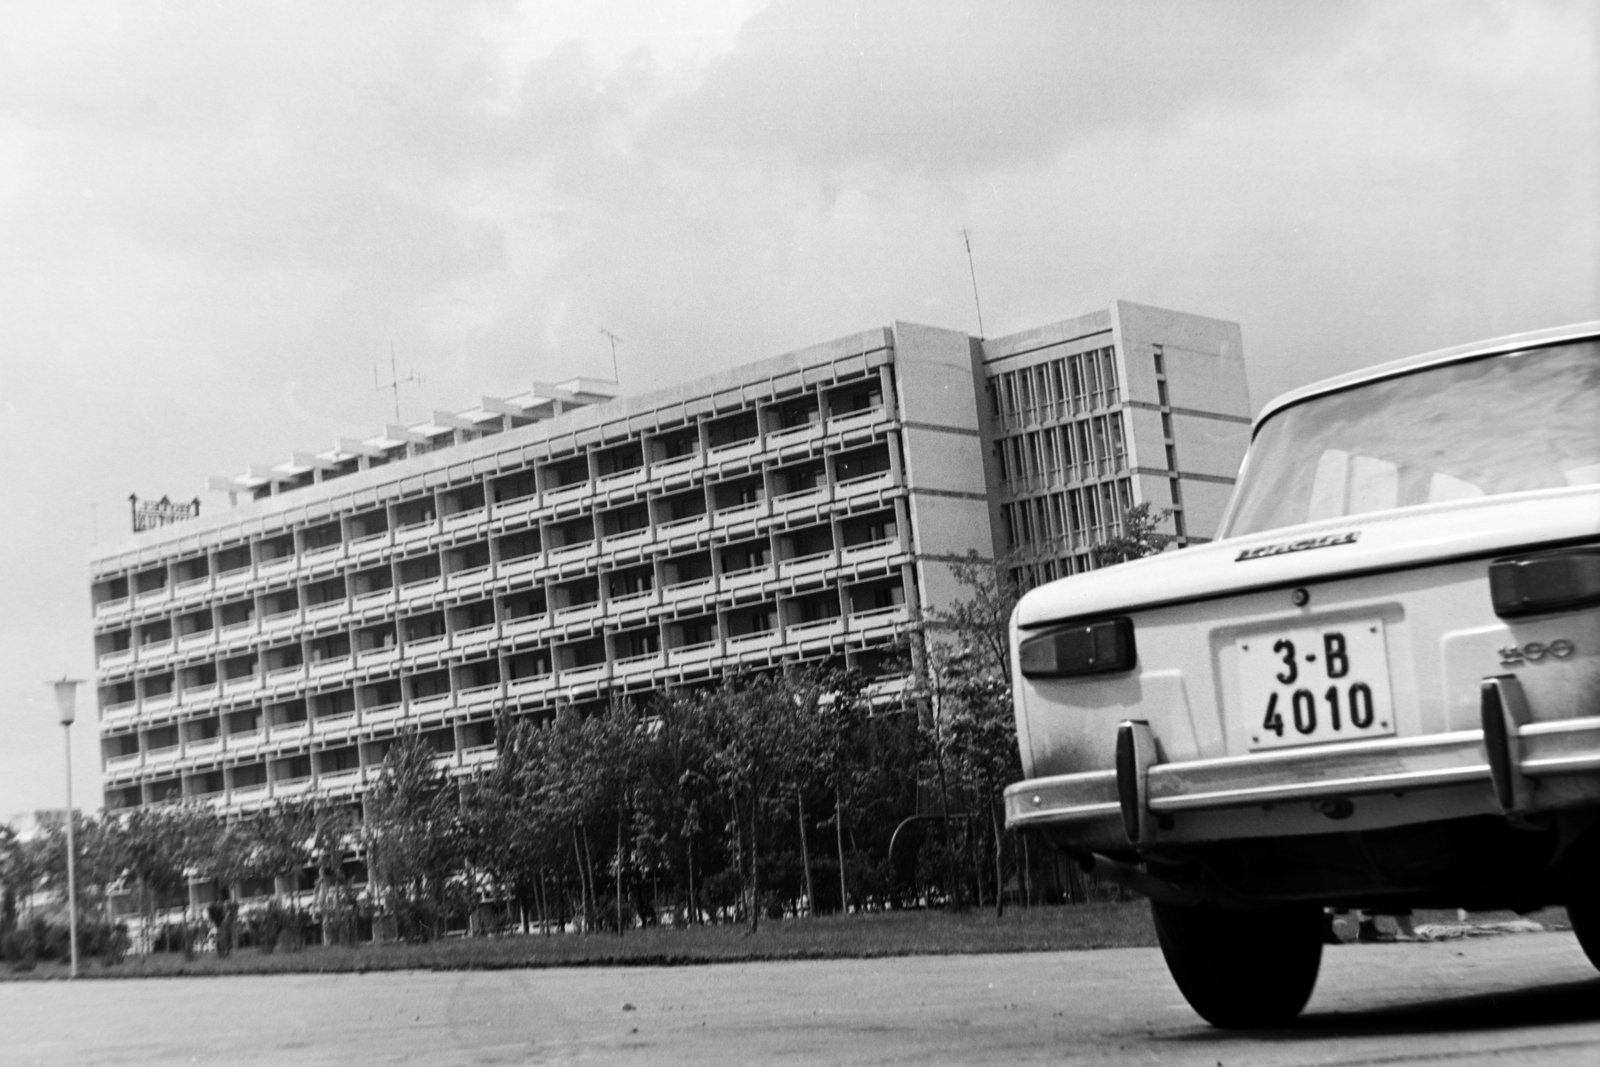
xmin=1488 ymin=547 xmax=1600 ymax=619
xmin=1017 ymin=617 xmax=1137 ymax=678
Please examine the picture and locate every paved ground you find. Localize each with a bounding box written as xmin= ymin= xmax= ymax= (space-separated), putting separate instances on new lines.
xmin=4 ymin=931 xmax=1599 ymax=1066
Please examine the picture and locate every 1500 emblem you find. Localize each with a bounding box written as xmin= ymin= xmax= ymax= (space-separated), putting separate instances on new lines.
xmin=1500 ymin=640 xmax=1577 ymax=667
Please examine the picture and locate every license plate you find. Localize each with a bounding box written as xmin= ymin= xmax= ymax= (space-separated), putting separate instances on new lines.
xmin=1239 ymin=621 xmax=1395 ymax=751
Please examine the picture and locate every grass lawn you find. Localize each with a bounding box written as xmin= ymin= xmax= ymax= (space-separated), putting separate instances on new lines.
xmin=9 ymin=902 xmax=1158 ymax=980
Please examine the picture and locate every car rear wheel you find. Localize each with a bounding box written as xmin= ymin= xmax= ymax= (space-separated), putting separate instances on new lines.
xmin=1569 ymin=898 xmax=1600 ymax=969
xmin=1151 ymin=899 xmax=1323 ymax=1028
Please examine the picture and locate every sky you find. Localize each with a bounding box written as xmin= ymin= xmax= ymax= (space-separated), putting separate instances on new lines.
xmin=1 ymin=0 xmax=1596 ymax=819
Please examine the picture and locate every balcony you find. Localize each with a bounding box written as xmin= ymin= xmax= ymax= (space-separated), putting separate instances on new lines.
xmin=765 ymin=422 xmax=823 ymax=454
xmin=496 ymin=554 xmax=542 ymax=584
xmin=711 ymin=501 xmax=765 ymax=529
xmin=596 ymin=467 xmax=648 ymax=498
xmin=492 ymin=492 xmax=544 ymax=524
xmin=505 ymin=673 xmax=556 ymax=699
xmin=779 ymin=551 xmax=835 ymax=580
xmin=177 ymin=629 xmax=216 ymax=652
xmin=456 ymin=684 xmax=501 ymax=710
xmin=409 ymin=693 xmax=453 ymax=717
xmin=97 ymin=648 xmax=135 ymax=669
xmin=499 ymin=614 xmax=547 ymax=642
xmin=221 ymin=675 xmax=259 ymax=697
xmin=259 ymin=609 xmax=301 ymax=636
xmin=552 ymin=601 xmax=603 ymax=628
xmin=542 ymin=482 xmax=590 ymax=509
xmin=144 ymin=743 xmax=181 ymax=766
xmin=547 ymin=542 xmax=597 ymax=568
xmin=255 ymin=555 xmax=296 ymax=581
xmin=834 ymin=470 xmax=894 ymax=499
xmin=141 ymin=693 xmax=176 ymax=715
xmin=398 ymin=577 xmax=445 ymax=601
xmin=441 ymin=507 xmax=487 ymax=534
xmin=274 ymin=778 xmax=313 ymax=799
xmin=612 ymin=650 xmax=665 ymax=675
xmin=362 ymin=702 xmax=404 ymax=729
xmin=446 ymin=566 xmax=492 ymax=594
xmin=601 ymin=527 xmax=653 ymax=554
xmin=772 ymin=486 xmax=828 ymax=514
xmin=650 ymin=452 xmax=703 ymax=480
xmin=719 ymin=564 xmax=772 ymax=592
xmin=605 ymin=588 xmax=657 ymax=615
xmin=94 ymin=596 xmax=130 ymax=619
xmin=402 ymin=634 xmax=448 ymax=659
xmin=300 ymin=541 xmax=344 ymax=567
xmin=104 ymin=751 xmax=142 ymax=772
xmin=668 ymin=641 xmax=719 ymax=667
xmin=174 ymin=574 xmax=213 ymax=597
xmin=269 ymin=721 xmax=310 ymax=744
xmin=705 ymin=437 xmax=762 ymax=465
xmin=316 ymin=768 xmax=363 ymax=791
xmin=724 ymin=630 xmax=779 ymax=655
xmin=660 ymin=578 xmax=714 ymax=606
xmin=460 ymin=746 xmax=497 ymax=770
xmin=346 ymin=531 xmax=391 ymax=558
xmin=184 ymin=736 xmax=222 ymax=759
xmin=847 ymin=604 xmax=907 ymax=634
xmin=841 ymin=539 xmax=897 ymax=565
xmin=304 ymin=599 xmax=346 ymax=625
xmin=557 ymin=662 xmax=609 ymax=687
xmin=826 ymin=407 xmax=884 ymax=437
xmin=784 ymin=616 xmax=845 ymax=642
xmin=133 ymin=586 xmax=170 ymax=609
xmin=264 ymin=665 xmax=305 ymax=689
xmin=654 ymin=514 xmax=708 ymax=542
xmin=452 ymin=624 xmax=498 ymax=653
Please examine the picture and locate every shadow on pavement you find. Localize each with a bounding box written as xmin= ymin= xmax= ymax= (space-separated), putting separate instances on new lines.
xmin=1163 ymin=976 xmax=1600 ymax=1044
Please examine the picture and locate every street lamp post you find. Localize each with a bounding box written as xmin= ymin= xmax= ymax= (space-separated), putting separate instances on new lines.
xmin=52 ymin=678 xmax=83 ymax=980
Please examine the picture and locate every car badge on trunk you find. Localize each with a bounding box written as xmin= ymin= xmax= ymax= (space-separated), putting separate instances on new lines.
xmin=1236 ymin=531 xmax=1360 ymax=562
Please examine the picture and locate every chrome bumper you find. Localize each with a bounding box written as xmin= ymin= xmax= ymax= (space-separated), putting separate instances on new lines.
xmin=1005 ymin=702 xmax=1600 ymax=841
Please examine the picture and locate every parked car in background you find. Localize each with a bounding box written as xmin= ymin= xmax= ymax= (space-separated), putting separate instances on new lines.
xmin=1005 ymin=322 xmax=1600 ymax=1027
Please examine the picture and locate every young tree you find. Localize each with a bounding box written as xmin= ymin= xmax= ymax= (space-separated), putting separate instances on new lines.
xmin=1091 ymin=501 xmax=1175 ymax=567
xmin=364 ymin=731 xmax=459 ymax=941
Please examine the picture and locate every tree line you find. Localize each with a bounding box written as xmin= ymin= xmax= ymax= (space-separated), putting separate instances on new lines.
xmin=2 ymin=512 xmax=1169 ymax=962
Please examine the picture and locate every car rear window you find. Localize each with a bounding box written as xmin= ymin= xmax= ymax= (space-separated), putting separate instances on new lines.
xmin=1225 ymin=340 xmax=1600 ymax=537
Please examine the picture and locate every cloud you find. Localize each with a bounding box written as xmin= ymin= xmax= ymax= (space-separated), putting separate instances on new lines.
xmin=655 ymin=0 xmax=1370 ymax=175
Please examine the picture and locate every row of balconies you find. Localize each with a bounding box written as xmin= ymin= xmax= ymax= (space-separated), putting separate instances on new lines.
xmin=98 ymin=574 xmax=911 ymax=728
xmin=92 ymin=380 xmax=893 ymax=613
xmin=95 ymin=468 xmax=903 ymax=647
xmin=92 ymin=444 xmax=898 ymax=635
xmin=94 ymin=508 xmax=906 ymax=676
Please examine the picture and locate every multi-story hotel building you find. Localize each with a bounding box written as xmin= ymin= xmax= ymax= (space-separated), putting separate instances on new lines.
xmin=88 ymin=301 xmax=1250 ymax=813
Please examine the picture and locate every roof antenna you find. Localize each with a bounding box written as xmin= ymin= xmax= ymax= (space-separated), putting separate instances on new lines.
xmin=599 ymin=327 xmax=624 ymax=385
xmin=962 ymin=227 xmax=986 ymax=339
xmin=375 ymin=341 xmax=423 ymax=421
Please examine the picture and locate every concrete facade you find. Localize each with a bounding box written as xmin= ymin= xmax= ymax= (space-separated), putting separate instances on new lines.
xmin=87 ymin=302 xmax=1251 ymax=813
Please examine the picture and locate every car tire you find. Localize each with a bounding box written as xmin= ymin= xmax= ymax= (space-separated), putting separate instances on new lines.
xmin=1568 ymin=896 xmax=1600 ymax=971
xmin=1151 ymin=899 xmax=1323 ymax=1028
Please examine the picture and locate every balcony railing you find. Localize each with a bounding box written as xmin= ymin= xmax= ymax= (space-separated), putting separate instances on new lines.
xmin=650 ymin=452 xmax=703 ymax=479
xmin=826 ymin=407 xmax=884 ymax=435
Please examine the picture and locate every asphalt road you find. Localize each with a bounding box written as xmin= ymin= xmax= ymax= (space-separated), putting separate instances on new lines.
xmin=4 ymin=931 xmax=1599 ymax=1066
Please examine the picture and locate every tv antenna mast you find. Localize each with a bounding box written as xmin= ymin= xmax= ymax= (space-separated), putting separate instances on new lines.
xmin=375 ymin=342 xmax=423 ymax=421
xmin=598 ymin=327 xmax=624 ymax=384
xmin=962 ymin=227 xmax=986 ymax=339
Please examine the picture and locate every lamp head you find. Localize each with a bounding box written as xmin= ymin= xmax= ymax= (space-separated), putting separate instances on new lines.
xmin=52 ymin=678 xmax=82 ymax=726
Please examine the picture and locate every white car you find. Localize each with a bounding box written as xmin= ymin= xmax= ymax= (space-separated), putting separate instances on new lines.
xmin=1004 ymin=322 xmax=1600 ymax=1027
